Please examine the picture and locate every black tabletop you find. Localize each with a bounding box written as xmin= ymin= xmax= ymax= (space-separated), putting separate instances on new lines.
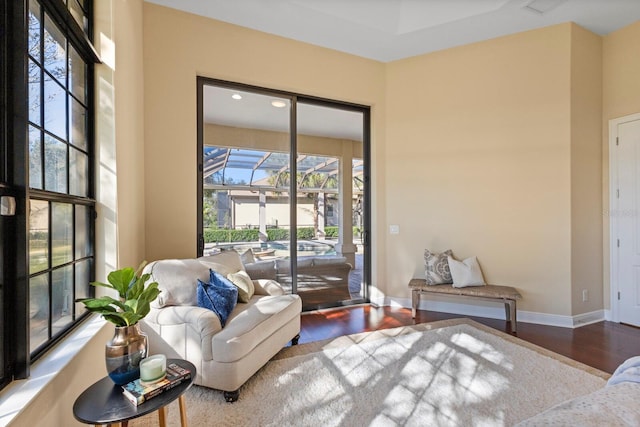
xmin=73 ymin=358 xmax=196 ymax=425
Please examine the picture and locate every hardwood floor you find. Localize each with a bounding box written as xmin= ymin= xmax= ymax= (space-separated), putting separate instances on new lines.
xmin=299 ymin=304 xmax=640 ymax=374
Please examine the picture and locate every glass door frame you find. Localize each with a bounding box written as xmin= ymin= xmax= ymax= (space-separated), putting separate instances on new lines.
xmin=196 ymin=77 xmax=371 ymax=308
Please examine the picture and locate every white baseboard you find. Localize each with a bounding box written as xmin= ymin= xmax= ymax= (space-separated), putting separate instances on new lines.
xmin=383 ymin=295 xmax=606 ymax=329
xmin=604 ymin=309 xmax=613 ymax=321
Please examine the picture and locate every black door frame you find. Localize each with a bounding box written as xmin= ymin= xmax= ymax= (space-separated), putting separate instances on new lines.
xmin=196 ymin=77 xmax=371 ymax=310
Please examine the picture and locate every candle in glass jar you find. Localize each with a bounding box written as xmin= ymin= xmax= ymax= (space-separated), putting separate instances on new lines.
xmin=139 ymin=354 xmax=166 ymax=383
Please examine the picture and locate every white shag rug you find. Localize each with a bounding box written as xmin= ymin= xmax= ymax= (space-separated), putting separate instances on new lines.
xmin=131 ymin=319 xmax=609 ymax=427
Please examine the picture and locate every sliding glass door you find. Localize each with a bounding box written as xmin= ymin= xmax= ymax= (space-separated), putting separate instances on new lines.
xmin=198 ymin=79 xmax=369 ymax=310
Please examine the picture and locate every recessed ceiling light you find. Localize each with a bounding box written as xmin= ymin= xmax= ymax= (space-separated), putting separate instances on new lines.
xmin=271 ymin=100 xmax=287 ymax=108
xmin=232 ymin=94 xmax=242 ymax=100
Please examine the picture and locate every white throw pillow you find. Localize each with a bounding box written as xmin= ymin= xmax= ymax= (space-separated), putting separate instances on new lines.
xmin=448 ymin=256 xmax=485 ymax=288
xmin=227 ymin=270 xmax=255 ymax=303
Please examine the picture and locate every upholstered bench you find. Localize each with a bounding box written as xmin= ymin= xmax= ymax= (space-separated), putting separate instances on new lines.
xmin=409 ymin=279 xmax=522 ymax=333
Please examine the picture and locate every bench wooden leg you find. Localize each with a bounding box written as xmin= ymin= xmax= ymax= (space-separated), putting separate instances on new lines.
xmin=504 ymin=299 xmax=517 ymax=333
xmin=412 ymin=289 xmax=420 ymax=318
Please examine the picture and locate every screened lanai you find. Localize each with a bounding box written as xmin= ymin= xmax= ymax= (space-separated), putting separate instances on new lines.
xmin=203 ymin=147 xmax=364 ymax=191
xmin=199 ymin=80 xmax=368 ymax=309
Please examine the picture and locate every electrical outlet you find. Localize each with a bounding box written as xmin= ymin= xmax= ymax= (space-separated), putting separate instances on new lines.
xmin=389 ymin=224 xmax=400 ymax=234
xmin=582 ymin=289 xmax=588 ymax=302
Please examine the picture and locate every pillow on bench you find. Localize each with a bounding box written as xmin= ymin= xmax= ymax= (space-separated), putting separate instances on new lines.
xmin=424 ymin=249 xmax=453 ymax=285
xmin=448 ymin=255 xmax=486 ymax=288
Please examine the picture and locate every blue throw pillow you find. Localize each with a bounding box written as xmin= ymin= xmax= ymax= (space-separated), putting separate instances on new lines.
xmin=197 ymin=269 xmax=238 ymax=327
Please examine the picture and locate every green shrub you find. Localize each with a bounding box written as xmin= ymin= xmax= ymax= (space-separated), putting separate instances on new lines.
xmin=204 ymin=225 xmax=362 ymax=243
xmin=297 ymin=227 xmax=314 ymax=239
xmin=324 ymin=226 xmax=338 ymax=238
xmin=203 ymin=228 xmax=260 ymax=243
xmin=267 ymin=228 xmax=289 ymax=240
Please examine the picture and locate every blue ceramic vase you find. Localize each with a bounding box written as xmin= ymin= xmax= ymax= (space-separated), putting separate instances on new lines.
xmin=105 ymin=324 xmax=148 ymax=385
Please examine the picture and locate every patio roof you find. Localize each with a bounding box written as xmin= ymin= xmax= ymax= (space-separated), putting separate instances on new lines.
xmin=203 ymin=147 xmax=364 ymax=193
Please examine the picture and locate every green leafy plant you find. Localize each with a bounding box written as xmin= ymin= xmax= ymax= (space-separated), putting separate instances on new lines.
xmin=77 ymin=262 xmax=161 ymax=327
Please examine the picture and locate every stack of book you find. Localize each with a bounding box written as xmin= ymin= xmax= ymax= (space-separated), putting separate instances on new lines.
xmin=122 ymin=362 xmax=191 ymax=406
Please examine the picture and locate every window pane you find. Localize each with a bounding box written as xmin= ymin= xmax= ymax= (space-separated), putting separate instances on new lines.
xmin=70 ymin=148 xmax=88 ymax=197
xmin=30 ymin=274 xmax=50 ymax=352
xmin=75 ymin=205 xmax=90 ymax=259
xmin=52 ymin=266 xmax=73 ymax=335
xmin=69 ymin=97 xmax=87 ymax=149
xmin=68 ymin=0 xmax=88 ymax=34
xmin=44 ymin=76 xmax=66 ymax=139
xmin=28 ymin=59 xmax=41 ymax=126
xmin=74 ymin=260 xmax=91 ymax=318
xmin=44 ymin=135 xmax=67 ymax=193
xmin=51 ymin=203 xmax=73 ymax=267
xmin=28 ymin=0 xmax=41 ymax=63
xmin=29 ymin=125 xmax=43 ymax=189
xmin=43 ymin=14 xmax=66 ymax=84
xmin=29 ymin=200 xmax=49 ymax=274
xmin=69 ymin=46 xmax=86 ymax=104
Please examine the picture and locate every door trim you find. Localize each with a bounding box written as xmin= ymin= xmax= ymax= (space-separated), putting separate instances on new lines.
xmin=609 ymin=112 xmax=640 ymax=323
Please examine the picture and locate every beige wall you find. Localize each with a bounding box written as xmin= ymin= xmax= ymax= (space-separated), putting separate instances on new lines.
xmin=143 ymin=5 xmax=610 ymax=316
xmin=114 ymin=0 xmax=147 ymax=268
xmin=569 ymin=25 xmax=603 ymax=315
xmin=142 ymin=4 xmax=386 ymax=272
xmin=602 ymin=21 xmax=640 ymax=310
xmin=386 ymin=24 xmax=577 ymax=314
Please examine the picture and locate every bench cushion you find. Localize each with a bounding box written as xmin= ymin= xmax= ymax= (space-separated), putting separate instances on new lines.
xmin=409 ymin=279 xmax=521 ymax=300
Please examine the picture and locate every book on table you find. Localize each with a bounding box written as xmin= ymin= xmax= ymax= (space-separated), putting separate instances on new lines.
xmin=122 ymin=362 xmax=191 ymax=406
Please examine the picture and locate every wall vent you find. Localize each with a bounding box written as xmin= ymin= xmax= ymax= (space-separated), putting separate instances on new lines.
xmin=524 ymin=0 xmax=566 ymax=15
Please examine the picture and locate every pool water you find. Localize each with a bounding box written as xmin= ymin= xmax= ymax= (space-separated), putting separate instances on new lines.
xmin=207 ymin=240 xmax=337 ymax=257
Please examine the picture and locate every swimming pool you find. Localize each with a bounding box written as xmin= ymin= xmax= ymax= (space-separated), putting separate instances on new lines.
xmin=206 ymin=240 xmax=337 ymax=257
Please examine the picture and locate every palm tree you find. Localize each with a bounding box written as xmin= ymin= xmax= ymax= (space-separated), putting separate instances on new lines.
xmin=267 ymin=170 xmax=337 ymax=238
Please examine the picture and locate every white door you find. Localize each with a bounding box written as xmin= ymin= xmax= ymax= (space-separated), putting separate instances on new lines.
xmin=615 ymin=118 xmax=640 ymax=326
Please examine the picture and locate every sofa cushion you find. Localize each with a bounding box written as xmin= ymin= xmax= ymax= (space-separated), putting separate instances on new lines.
xmin=212 ymin=294 xmax=301 ymax=363
xmin=198 ymin=250 xmax=245 ymax=277
xmin=244 ymin=259 xmax=277 ymax=281
xmin=312 ymin=256 xmax=348 ymax=266
xmin=227 ymin=270 xmax=255 ymax=303
xmin=197 ymin=270 xmax=238 ymax=327
xmin=275 ymin=258 xmax=313 ymax=274
xmin=145 ymin=259 xmax=211 ymax=308
xmin=253 ymin=279 xmax=285 ymax=296
xmin=239 ymin=249 xmax=255 ymax=265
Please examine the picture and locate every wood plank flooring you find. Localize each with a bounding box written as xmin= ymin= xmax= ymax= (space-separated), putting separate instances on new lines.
xmin=299 ymin=305 xmax=640 ymax=374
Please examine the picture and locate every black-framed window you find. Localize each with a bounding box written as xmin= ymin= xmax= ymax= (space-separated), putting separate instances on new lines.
xmin=0 ymin=0 xmax=97 ymax=389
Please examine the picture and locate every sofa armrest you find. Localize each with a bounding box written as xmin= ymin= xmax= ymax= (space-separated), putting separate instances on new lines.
xmin=253 ymin=279 xmax=286 ymax=296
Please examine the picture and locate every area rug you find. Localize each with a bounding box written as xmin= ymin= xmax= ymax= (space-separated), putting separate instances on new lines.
xmin=131 ymin=318 xmax=609 ymax=426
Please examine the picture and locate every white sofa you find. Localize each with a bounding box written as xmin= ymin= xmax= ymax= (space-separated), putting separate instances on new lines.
xmin=516 ymin=382 xmax=640 ymax=425
xmin=142 ymin=250 xmax=302 ymax=402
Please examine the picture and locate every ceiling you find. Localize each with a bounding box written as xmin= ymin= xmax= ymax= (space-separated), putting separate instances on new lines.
xmin=145 ymin=0 xmax=640 ymax=62
xmin=204 ymin=86 xmax=365 ymax=141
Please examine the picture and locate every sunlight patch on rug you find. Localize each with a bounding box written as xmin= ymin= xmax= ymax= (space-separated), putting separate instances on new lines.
xmin=131 ymin=321 xmax=607 ymax=427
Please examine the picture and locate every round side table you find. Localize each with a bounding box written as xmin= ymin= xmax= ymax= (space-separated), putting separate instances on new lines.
xmin=73 ymin=358 xmax=196 ymax=427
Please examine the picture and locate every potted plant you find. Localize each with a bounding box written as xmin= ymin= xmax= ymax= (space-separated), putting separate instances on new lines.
xmin=78 ymin=262 xmax=161 ymax=385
